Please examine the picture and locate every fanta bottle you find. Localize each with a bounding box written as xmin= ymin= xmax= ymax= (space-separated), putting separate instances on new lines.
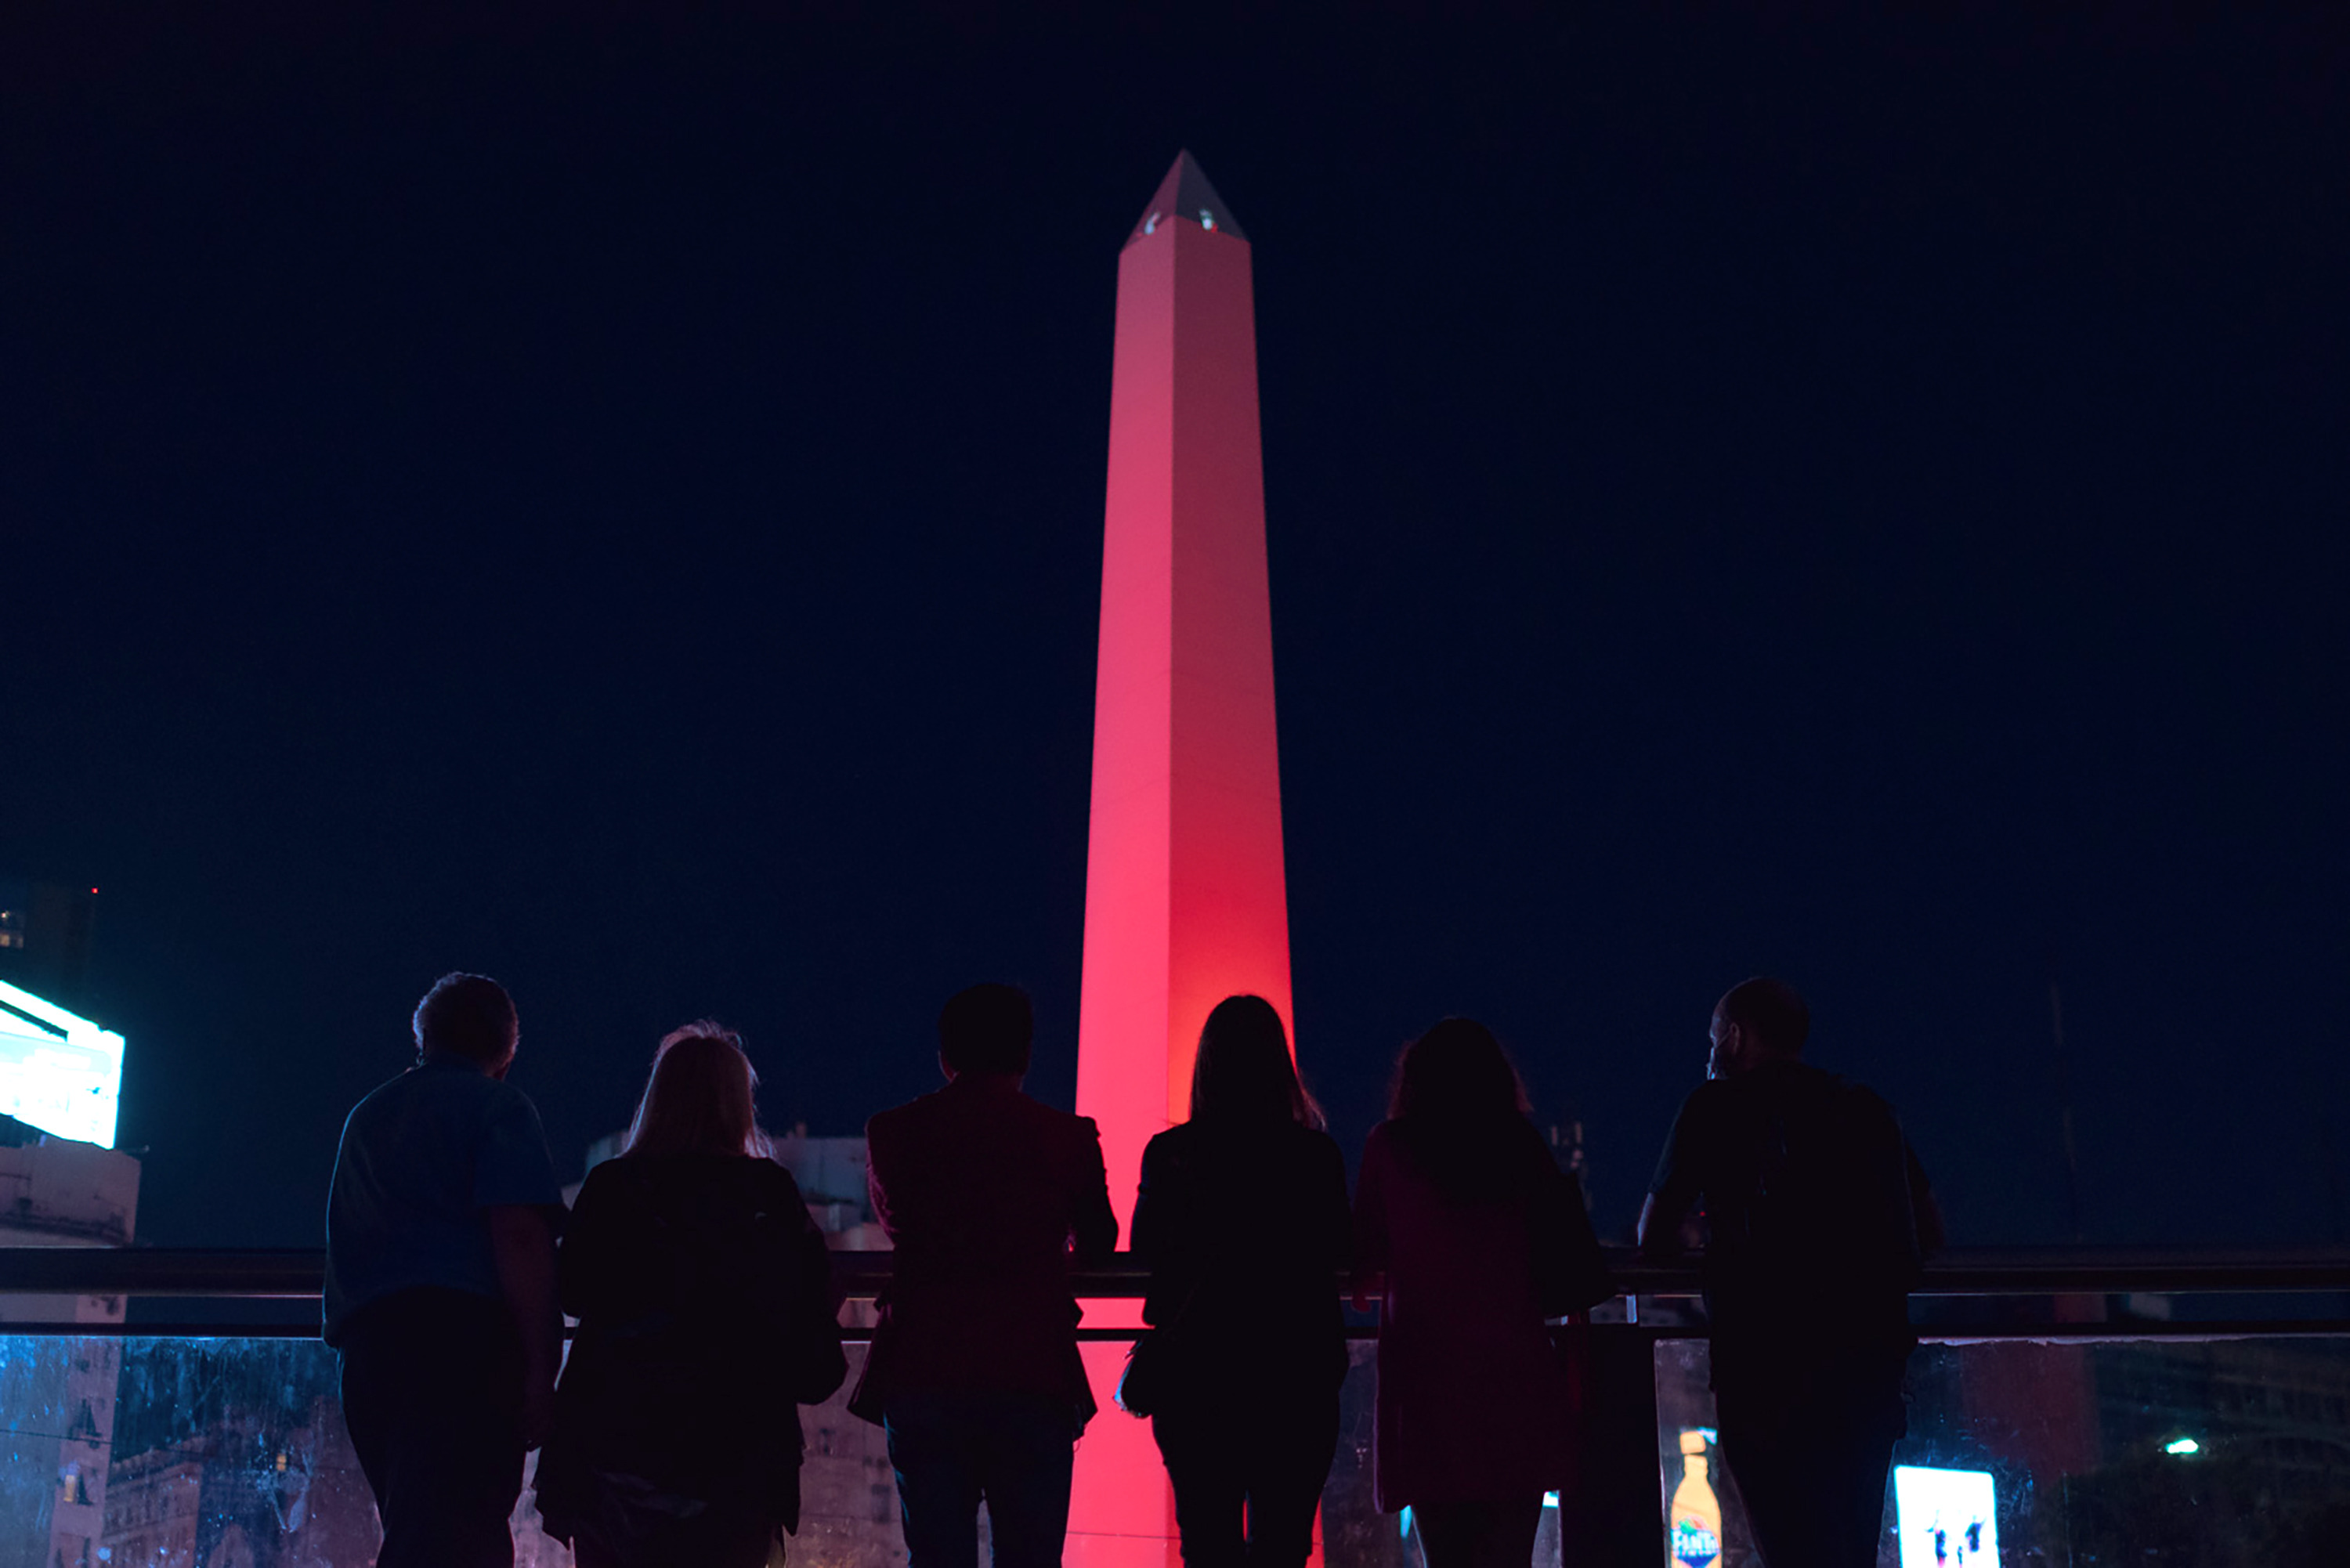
xmin=1668 ymin=1429 xmax=1723 ymax=1568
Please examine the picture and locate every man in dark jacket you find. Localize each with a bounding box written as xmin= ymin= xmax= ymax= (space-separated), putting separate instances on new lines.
xmin=855 ymin=983 xmax=1119 ymax=1568
xmin=1640 ymin=977 xmax=1943 ymax=1568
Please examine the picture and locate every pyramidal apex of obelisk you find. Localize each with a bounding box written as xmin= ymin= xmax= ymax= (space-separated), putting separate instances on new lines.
xmin=1126 ymin=150 xmax=1247 ymax=246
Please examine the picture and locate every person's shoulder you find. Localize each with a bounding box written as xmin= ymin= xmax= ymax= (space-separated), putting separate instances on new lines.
xmin=1285 ymin=1122 xmax=1344 ymax=1162
xmin=480 ymin=1073 xmax=544 ymax=1118
xmin=572 ymin=1153 xmax=637 ymax=1204
xmin=692 ymin=1152 xmax=809 ymax=1213
xmin=1499 ymin=1112 xmax=1556 ymax=1162
xmin=1681 ymin=1075 xmax=1736 ymax=1108
xmin=400 ymin=1057 xmax=528 ymax=1111
xmin=750 ymin=1154 xmax=808 ymax=1202
xmin=1831 ymin=1071 xmax=1896 ymax=1112
xmin=349 ymin=1060 xmax=502 ymax=1128
xmin=864 ymin=1093 xmax=930 ymax=1140
xmin=468 ymin=1077 xmax=551 ymax=1155
xmin=1669 ymin=1075 xmax=1741 ymax=1125
xmin=1828 ymin=1075 xmax=1907 ymax=1137
xmin=342 ymin=1067 xmax=414 ymax=1122
xmin=1777 ymin=1060 xmax=1889 ymax=1112
xmin=1016 ymin=1091 xmax=1100 ymax=1143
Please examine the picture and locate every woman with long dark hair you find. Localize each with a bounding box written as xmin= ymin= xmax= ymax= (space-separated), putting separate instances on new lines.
xmin=1130 ymin=995 xmax=1353 ymax=1568
xmin=1354 ymin=1018 xmax=1610 ymax=1568
xmin=537 ymin=1022 xmax=848 ymax=1568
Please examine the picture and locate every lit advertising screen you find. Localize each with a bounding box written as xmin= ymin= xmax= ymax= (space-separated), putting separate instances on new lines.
xmin=1893 ymin=1466 xmax=1998 ymax=1567
xmin=0 ymin=981 xmax=125 ymax=1149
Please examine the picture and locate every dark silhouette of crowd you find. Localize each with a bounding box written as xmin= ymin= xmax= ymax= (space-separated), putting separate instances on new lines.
xmin=324 ymin=970 xmax=1939 ymax=1568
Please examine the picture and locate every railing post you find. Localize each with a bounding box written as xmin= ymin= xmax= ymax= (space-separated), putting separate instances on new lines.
xmin=1557 ymin=1324 xmax=1665 ymax=1565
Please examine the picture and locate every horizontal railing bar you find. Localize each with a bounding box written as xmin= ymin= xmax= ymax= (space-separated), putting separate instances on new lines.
xmin=4 ymin=1245 xmax=2345 ymax=1299
xmin=1 ymin=1318 xmax=2346 ymax=1344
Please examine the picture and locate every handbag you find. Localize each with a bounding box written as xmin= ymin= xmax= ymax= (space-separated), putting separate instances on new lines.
xmin=1113 ymin=1284 xmax=1201 ymax=1419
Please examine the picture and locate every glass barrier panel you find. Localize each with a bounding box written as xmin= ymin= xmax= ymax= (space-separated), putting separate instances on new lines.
xmin=10 ymin=1330 xmax=2348 ymax=1567
xmin=0 ymin=1335 xmax=922 ymax=1568
xmin=1654 ymin=1335 xmax=2350 ymax=1567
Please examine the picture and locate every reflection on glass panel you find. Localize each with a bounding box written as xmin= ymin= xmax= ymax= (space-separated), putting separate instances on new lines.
xmin=792 ymin=1344 xmax=904 ymax=1568
xmin=1655 ymin=1335 xmax=2350 ymax=1566
xmin=17 ymin=1329 xmax=2346 ymax=1567
xmin=5 ymin=1336 xmax=1407 ymax=1568
xmin=0 ymin=1338 xmax=925 ymax=1568
xmin=1325 ymin=1341 xmax=1399 ymax=1568
xmin=1325 ymin=1342 xmax=1567 ymax=1568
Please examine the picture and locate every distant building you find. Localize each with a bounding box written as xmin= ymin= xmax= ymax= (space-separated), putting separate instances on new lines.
xmin=0 ymin=880 xmax=99 ymax=1016
xmin=577 ymin=1124 xmax=884 ymax=1250
xmin=2091 ymin=1337 xmax=2350 ymax=1486
xmin=99 ymin=1396 xmax=380 ymax=1568
xmin=97 ymin=1447 xmax=201 ymax=1568
xmin=0 ymin=1115 xmax=140 ymax=1568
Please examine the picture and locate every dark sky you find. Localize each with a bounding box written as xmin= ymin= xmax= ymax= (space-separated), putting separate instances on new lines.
xmin=5 ymin=5 xmax=2345 ymax=1252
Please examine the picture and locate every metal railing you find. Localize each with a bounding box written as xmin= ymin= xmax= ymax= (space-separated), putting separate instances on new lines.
xmin=4 ymin=1245 xmax=2340 ymax=1566
xmin=0 ymin=1245 xmax=2343 ymax=1337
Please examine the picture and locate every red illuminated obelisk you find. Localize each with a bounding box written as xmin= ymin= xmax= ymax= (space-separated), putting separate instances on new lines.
xmin=1076 ymin=151 xmax=1293 ymax=1224
xmin=1068 ymin=153 xmax=1296 ymax=1568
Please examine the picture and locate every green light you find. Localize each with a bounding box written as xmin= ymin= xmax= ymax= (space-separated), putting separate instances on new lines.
xmin=2164 ymin=1437 xmax=2200 ymax=1456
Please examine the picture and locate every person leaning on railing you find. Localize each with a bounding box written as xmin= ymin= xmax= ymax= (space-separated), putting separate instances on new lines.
xmin=322 ymin=972 xmax=566 ymax=1568
xmin=1354 ymin=1018 xmax=1613 ymax=1568
xmin=1125 ymin=995 xmax=1354 ymax=1568
xmin=851 ymin=983 xmax=1120 ymax=1568
xmin=1639 ymin=977 xmax=1946 ymax=1568
xmin=534 ymin=1021 xmax=847 ymax=1568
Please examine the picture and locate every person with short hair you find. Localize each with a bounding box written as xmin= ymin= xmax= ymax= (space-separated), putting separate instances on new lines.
xmin=1354 ymin=1018 xmax=1611 ymax=1568
xmin=1130 ymin=995 xmax=1353 ymax=1568
xmin=851 ymin=983 xmax=1119 ymax=1568
xmin=325 ymin=972 xmax=564 ymax=1568
xmin=1640 ymin=977 xmax=1944 ymax=1568
xmin=536 ymin=1021 xmax=848 ymax=1568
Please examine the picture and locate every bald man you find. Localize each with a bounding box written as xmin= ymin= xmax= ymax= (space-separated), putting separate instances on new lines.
xmin=1640 ymin=977 xmax=1943 ymax=1568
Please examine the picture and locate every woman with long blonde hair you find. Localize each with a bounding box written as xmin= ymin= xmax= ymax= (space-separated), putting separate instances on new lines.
xmin=537 ymin=1022 xmax=846 ymax=1568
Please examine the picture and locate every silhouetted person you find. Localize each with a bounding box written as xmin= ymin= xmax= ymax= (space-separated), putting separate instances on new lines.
xmin=537 ymin=1022 xmax=847 ymax=1568
xmin=1640 ymin=977 xmax=1944 ymax=1568
xmin=852 ymin=983 xmax=1119 ymax=1568
xmin=1131 ymin=995 xmax=1353 ymax=1568
xmin=324 ymin=973 xmax=563 ymax=1568
xmin=1354 ymin=1019 xmax=1611 ymax=1568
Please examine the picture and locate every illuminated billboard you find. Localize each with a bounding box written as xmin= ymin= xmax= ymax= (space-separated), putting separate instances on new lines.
xmin=1893 ymin=1465 xmax=1998 ymax=1567
xmin=0 ymin=979 xmax=125 ymax=1148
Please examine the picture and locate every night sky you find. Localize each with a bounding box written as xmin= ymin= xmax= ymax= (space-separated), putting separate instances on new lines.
xmin=5 ymin=5 xmax=2345 ymax=1253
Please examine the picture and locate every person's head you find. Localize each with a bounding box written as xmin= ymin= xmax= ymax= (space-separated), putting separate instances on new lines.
xmin=1708 ymin=977 xmax=1810 ymax=1078
xmin=1386 ymin=1017 xmax=1546 ymax=1205
xmin=1188 ymin=995 xmax=1323 ymax=1129
xmin=1388 ymin=1017 xmax=1530 ymax=1125
xmin=412 ymin=973 xmax=518 ymax=1076
xmin=622 ymin=1021 xmax=771 ymax=1159
xmin=938 ymin=983 xmax=1033 ymax=1078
